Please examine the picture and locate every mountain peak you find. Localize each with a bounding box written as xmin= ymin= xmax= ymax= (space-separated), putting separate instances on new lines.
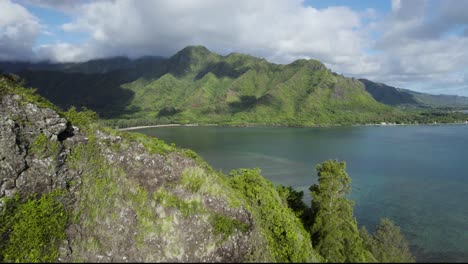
xmin=168 ymin=45 xmax=219 ymax=75
xmin=174 ymin=45 xmax=212 ymax=57
xmin=289 ymin=59 xmax=326 ymax=70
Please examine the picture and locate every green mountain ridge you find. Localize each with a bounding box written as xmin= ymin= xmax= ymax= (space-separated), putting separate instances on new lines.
xmin=1 ymin=46 xmax=467 ymax=127
xmin=400 ymin=88 xmax=468 ymax=108
xmin=359 ymin=79 xmax=418 ymax=106
xmin=360 ymin=78 xmax=468 ymax=108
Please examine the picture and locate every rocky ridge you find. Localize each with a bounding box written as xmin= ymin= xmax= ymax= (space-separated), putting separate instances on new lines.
xmin=0 ymin=75 xmax=318 ymax=263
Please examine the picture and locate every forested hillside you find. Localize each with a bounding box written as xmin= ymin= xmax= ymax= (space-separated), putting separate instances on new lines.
xmin=2 ymin=46 xmax=467 ymax=127
xmin=0 ymin=46 xmax=397 ymax=125
xmin=360 ymin=78 xmax=468 ymax=108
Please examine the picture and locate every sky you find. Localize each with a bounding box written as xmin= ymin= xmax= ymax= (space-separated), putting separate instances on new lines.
xmin=1 ymin=0 xmax=468 ymax=96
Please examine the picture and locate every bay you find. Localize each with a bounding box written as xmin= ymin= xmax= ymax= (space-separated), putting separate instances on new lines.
xmin=135 ymin=125 xmax=468 ymax=262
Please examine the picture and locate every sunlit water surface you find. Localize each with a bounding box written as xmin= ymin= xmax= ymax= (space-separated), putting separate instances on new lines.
xmin=135 ymin=125 xmax=468 ymax=262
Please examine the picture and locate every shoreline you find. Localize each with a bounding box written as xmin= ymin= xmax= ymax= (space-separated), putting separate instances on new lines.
xmin=117 ymin=121 xmax=468 ymax=131
xmin=118 ymin=123 xmax=218 ymax=131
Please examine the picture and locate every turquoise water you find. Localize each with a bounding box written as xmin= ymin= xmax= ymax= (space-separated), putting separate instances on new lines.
xmin=135 ymin=125 xmax=468 ymax=262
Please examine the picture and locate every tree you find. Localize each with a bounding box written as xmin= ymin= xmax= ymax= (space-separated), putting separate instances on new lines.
xmin=228 ymin=169 xmax=320 ymax=262
xmin=276 ymin=185 xmax=313 ymax=229
xmin=361 ymin=218 xmax=415 ymax=263
xmin=310 ymin=160 xmax=374 ymax=262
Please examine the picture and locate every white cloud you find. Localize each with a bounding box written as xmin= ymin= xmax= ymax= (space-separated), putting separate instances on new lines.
xmin=35 ymin=42 xmax=92 ymax=62
xmin=3 ymin=0 xmax=468 ymax=96
xmin=350 ymin=0 xmax=468 ymax=96
xmin=0 ymin=0 xmax=41 ymax=61
xmin=39 ymin=0 xmax=370 ymax=66
xmin=18 ymin=0 xmax=86 ymax=13
xmin=391 ymin=0 xmax=401 ymax=12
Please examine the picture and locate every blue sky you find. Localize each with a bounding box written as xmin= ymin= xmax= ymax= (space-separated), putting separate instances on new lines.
xmin=306 ymin=0 xmax=390 ymax=12
xmin=25 ymin=0 xmax=393 ymax=47
xmin=23 ymin=3 xmax=86 ymax=46
xmin=1 ymin=0 xmax=468 ymax=96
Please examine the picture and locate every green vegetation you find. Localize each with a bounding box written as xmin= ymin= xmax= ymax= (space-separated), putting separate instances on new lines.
xmin=0 ymin=190 xmax=68 ymax=263
xmin=309 ymin=160 xmax=374 ymax=262
xmin=66 ymin=132 xmax=123 ymax=238
xmin=275 ymin=160 xmax=415 ymax=263
xmin=119 ymin=131 xmax=177 ymax=155
xmin=30 ymin=133 xmax=61 ymax=158
xmin=0 ymin=73 xmax=102 ymax=133
xmin=63 ymin=106 xmax=99 ymax=132
xmin=111 ymin=56 xmax=395 ymax=126
xmin=403 ymin=88 xmax=468 ymax=108
xmin=228 ymin=168 xmax=320 ymax=262
xmin=180 ymin=169 xmax=205 ymax=193
xmin=153 ymin=189 xmax=204 ymax=218
xmin=276 ymin=185 xmax=312 ymax=226
xmin=0 ymin=73 xmax=58 ymax=111
xmin=361 ymin=78 xmax=468 ymax=108
xmin=360 ymin=78 xmax=418 ymax=106
xmin=10 ymin=46 xmax=467 ymax=128
xmin=30 ymin=133 xmax=48 ymax=155
xmin=211 ymin=213 xmax=249 ymax=240
xmin=360 ymin=219 xmax=415 ymax=263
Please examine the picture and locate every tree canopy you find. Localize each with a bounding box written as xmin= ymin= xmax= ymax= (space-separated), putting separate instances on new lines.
xmin=310 ymin=160 xmax=375 ymax=262
xmin=361 ymin=218 xmax=415 ymax=263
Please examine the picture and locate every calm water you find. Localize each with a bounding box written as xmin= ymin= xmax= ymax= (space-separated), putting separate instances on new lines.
xmin=135 ymin=125 xmax=468 ymax=262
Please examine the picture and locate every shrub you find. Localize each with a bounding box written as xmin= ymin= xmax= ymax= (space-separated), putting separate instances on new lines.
xmin=228 ymin=168 xmax=320 ymax=262
xmin=0 ymin=190 xmax=68 ymax=263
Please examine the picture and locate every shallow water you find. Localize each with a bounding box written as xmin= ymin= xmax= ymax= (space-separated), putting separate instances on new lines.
xmin=135 ymin=125 xmax=468 ymax=262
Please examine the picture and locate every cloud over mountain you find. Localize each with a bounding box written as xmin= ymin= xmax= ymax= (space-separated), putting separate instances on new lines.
xmin=1 ymin=0 xmax=468 ymax=95
xmin=0 ymin=0 xmax=41 ymax=61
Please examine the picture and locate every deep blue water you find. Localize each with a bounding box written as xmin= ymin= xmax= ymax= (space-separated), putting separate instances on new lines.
xmin=135 ymin=125 xmax=468 ymax=262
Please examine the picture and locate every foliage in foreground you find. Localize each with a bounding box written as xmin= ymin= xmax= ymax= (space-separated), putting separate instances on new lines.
xmin=360 ymin=218 xmax=415 ymax=263
xmin=309 ymin=160 xmax=375 ymax=262
xmin=276 ymin=185 xmax=313 ymax=228
xmin=228 ymin=168 xmax=321 ymax=263
xmin=231 ymin=160 xmax=415 ymax=263
xmin=0 ymin=190 xmax=68 ymax=263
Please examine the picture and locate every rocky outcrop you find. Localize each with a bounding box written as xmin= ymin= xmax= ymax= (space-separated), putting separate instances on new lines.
xmin=62 ymin=128 xmax=267 ymax=263
xmin=0 ymin=75 xmax=324 ymax=263
xmin=0 ymin=92 xmax=79 ymax=207
xmin=0 ymin=76 xmax=274 ymax=263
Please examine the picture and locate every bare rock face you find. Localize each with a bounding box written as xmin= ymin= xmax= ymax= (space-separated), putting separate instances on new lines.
xmin=0 ymin=94 xmax=78 ymax=207
xmin=66 ymin=129 xmax=267 ymax=263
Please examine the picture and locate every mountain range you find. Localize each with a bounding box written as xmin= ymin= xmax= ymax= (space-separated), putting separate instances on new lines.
xmin=359 ymin=79 xmax=468 ymax=108
xmin=1 ymin=46 xmax=467 ymax=126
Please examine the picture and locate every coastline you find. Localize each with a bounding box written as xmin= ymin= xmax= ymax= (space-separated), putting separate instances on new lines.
xmin=117 ymin=121 xmax=468 ymax=131
xmin=118 ymin=123 xmax=218 ymax=131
